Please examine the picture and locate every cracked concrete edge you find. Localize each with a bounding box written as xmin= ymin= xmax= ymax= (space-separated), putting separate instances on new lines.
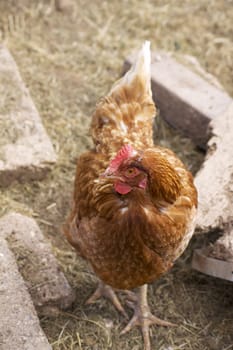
xmin=0 ymin=45 xmax=57 ymax=186
xmin=195 ymin=103 xmax=233 ymax=231
xmin=0 ymin=238 xmax=52 ymax=350
xmin=0 ymin=212 xmax=75 ymax=314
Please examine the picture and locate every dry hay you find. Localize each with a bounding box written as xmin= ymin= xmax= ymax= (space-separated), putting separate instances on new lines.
xmin=0 ymin=0 xmax=233 ymax=349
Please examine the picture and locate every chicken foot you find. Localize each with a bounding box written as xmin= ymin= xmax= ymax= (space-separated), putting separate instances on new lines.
xmin=121 ymin=284 xmax=176 ymax=350
xmin=86 ymin=280 xmax=128 ymax=318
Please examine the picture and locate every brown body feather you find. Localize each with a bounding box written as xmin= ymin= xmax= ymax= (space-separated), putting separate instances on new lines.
xmin=64 ymin=44 xmax=197 ymax=290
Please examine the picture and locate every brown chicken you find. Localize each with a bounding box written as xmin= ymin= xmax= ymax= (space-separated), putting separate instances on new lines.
xmin=64 ymin=41 xmax=197 ymax=350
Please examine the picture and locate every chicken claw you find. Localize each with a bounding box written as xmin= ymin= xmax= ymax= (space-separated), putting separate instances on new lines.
xmin=86 ymin=281 xmax=128 ymax=318
xmin=121 ymin=284 xmax=176 ymax=350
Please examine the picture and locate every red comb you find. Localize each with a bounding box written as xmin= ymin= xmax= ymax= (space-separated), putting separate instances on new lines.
xmin=109 ymin=145 xmax=135 ymax=172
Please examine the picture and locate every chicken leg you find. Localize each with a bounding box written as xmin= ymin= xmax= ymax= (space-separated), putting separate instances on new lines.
xmin=86 ymin=280 xmax=128 ymax=318
xmin=121 ymin=284 xmax=175 ymax=350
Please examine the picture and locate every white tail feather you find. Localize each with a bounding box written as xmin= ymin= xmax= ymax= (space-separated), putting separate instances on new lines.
xmin=110 ymin=41 xmax=152 ymax=95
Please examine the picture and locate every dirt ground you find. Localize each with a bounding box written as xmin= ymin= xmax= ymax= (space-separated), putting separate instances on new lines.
xmin=0 ymin=0 xmax=233 ymax=349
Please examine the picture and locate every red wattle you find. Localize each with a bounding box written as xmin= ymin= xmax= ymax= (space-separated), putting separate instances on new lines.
xmin=114 ymin=182 xmax=132 ymax=194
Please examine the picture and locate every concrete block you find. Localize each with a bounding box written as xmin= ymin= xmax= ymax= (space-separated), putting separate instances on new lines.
xmin=195 ymin=103 xmax=233 ymax=231
xmin=0 ymin=212 xmax=75 ymax=314
xmin=123 ymin=51 xmax=232 ymax=147
xmin=0 ymin=45 xmax=57 ymax=186
xmin=0 ymin=238 xmax=52 ymax=350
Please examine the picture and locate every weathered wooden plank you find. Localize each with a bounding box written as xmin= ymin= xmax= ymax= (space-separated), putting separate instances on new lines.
xmin=192 ymin=249 xmax=233 ymax=282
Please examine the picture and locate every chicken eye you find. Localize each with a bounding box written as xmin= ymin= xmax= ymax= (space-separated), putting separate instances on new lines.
xmin=124 ymin=167 xmax=139 ymax=178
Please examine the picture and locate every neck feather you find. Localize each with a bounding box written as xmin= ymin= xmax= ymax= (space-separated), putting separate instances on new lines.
xmin=141 ymin=152 xmax=182 ymax=204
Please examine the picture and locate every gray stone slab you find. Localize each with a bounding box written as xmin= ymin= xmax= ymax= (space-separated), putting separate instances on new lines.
xmin=123 ymin=51 xmax=232 ymax=147
xmin=0 ymin=212 xmax=75 ymax=314
xmin=0 ymin=238 xmax=52 ymax=350
xmin=0 ymin=45 xmax=56 ymax=186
